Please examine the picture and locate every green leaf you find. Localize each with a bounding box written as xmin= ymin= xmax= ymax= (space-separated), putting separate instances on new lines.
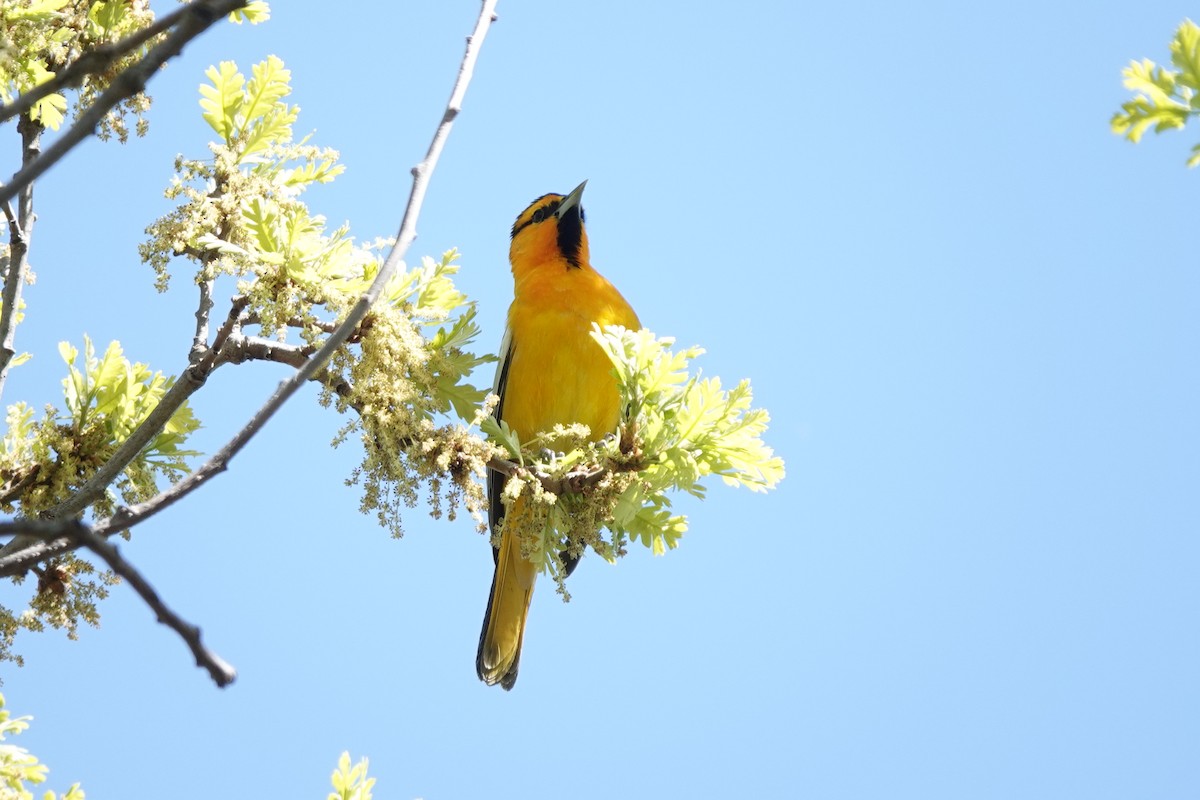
xmin=1188 ymin=143 xmax=1200 ymax=167
xmin=23 ymin=61 xmax=66 ymax=130
xmin=242 ymin=197 xmax=281 ymax=253
xmin=30 ymin=92 xmax=66 ymax=131
xmin=229 ymin=1 xmax=270 ymax=24
xmin=6 ymin=0 xmax=69 ymax=22
xmin=195 ymin=233 xmax=250 ymax=257
xmin=240 ymin=104 xmax=297 ymax=159
xmin=590 ymin=325 xmax=784 ymax=553
xmin=238 ymin=55 xmax=292 ymax=138
xmin=1170 ymin=19 xmax=1200 ymax=91
xmin=481 ymin=417 xmax=522 ymax=461
xmin=437 ymin=377 xmax=489 ymax=422
xmin=88 ymin=0 xmax=127 ymax=33
xmin=56 ymin=341 xmax=77 ymax=365
xmin=284 ymin=158 xmax=346 ymax=186
xmin=199 ymin=61 xmax=245 ymax=141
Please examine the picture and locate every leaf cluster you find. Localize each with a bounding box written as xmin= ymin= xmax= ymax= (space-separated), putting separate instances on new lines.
xmin=0 ymin=0 xmax=157 ymax=138
xmin=0 ymin=335 xmax=196 ymax=667
xmin=1112 ymin=18 xmax=1200 ymax=165
xmin=328 ymin=751 xmax=374 ymax=800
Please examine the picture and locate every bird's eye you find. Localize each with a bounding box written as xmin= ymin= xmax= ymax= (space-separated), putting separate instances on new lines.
xmin=579 ymin=208 xmax=586 ymax=223
xmin=532 ymin=208 xmax=546 ymax=223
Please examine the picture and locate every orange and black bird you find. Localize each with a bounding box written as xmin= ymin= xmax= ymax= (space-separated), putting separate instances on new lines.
xmin=476 ymin=181 xmax=640 ymax=689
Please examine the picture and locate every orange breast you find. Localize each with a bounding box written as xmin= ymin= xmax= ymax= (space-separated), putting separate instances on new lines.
xmin=503 ymin=265 xmax=639 ymax=443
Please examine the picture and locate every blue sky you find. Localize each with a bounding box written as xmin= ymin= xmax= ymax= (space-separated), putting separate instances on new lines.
xmin=3 ymin=1 xmax=1199 ymax=798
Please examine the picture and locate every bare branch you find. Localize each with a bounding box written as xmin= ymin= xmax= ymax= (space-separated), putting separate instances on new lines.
xmin=0 ymin=117 xmax=42 ymax=403
xmin=0 ymin=0 xmax=500 ymax=576
xmin=0 ymin=1 xmax=210 ymax=127
xmin=0 ymin=517 xmax=236 ymax=687
xmin=0 ymin=0 xmax=251 ymax=207
xmin=191 ymin=278 xmax=216 ymax=364
xmin=0 ymin=518 xmax=82 ymax=539
xmin=218 ymin=334 xmax=313 ymax=368
xmin=71 ymin=522 xmax=236 ymax=687
xmin=241 ymin=310 xmax=340 ymax=335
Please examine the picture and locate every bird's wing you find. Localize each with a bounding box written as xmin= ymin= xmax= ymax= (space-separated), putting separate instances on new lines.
xmin=487 ymin=326 xmax=514 ymax=565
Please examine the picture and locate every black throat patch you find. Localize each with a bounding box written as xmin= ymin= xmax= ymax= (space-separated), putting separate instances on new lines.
xmin=557 ymin=204 xmax=583 ymax=268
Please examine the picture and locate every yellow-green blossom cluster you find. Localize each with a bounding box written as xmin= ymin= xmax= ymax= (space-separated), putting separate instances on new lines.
xmin=141 ymin=57 xmax=495 ymax=538
xmin=328 ymin=254 xmax=495 ymax=538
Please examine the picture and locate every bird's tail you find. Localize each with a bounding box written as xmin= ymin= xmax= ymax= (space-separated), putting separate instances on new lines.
xmin=476 ymin=504 xmax=537 ymax=690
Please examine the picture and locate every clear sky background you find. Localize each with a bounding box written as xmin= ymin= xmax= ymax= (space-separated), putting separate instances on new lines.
xmin=3 ymin=1 xmax=1198 ymax=798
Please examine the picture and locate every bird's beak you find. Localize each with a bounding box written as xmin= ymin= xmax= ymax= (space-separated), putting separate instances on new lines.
xmin=556 ymin=180 xmax=587 ymax=218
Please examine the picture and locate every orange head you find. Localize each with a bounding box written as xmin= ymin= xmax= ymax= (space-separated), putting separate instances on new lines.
xmin=509 ymin=180 xmax=591 ymax=272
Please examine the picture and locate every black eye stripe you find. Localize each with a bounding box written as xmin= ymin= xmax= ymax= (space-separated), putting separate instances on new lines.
xmin=509 ymin=196 xmax=568 ymax=239
xmin=513 ymin=202 xmax=561 ymax=237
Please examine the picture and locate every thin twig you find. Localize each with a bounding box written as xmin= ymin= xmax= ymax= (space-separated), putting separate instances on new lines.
xmin=0 ymin=0 xmax=250 ymax=207
xmin=70 ymin=522 xmax=236 ymax=687
xmin=0 ymin=1 xmax=209 ymax=127
xmin=195 ymin=294 xmax=250 ymax=372
xmin=0 ymin=0 xmax=500 ymax=577
xmin=0 ymin=517 xmax=236 ymax=687
xmin=483 ymin=456 xmax=620 ymax=496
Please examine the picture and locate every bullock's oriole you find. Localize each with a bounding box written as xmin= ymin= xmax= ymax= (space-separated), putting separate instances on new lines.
xmin=476 ymin=181 xmax=640 ymax=690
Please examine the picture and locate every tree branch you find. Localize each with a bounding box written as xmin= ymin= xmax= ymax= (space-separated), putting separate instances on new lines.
xmin=0 ymin=0 xmax=251 ymax=207
xmin=0 ymin=0 xmax=500 ymax=577
xmin=73 ymin=521 xmax=236 ymax=687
